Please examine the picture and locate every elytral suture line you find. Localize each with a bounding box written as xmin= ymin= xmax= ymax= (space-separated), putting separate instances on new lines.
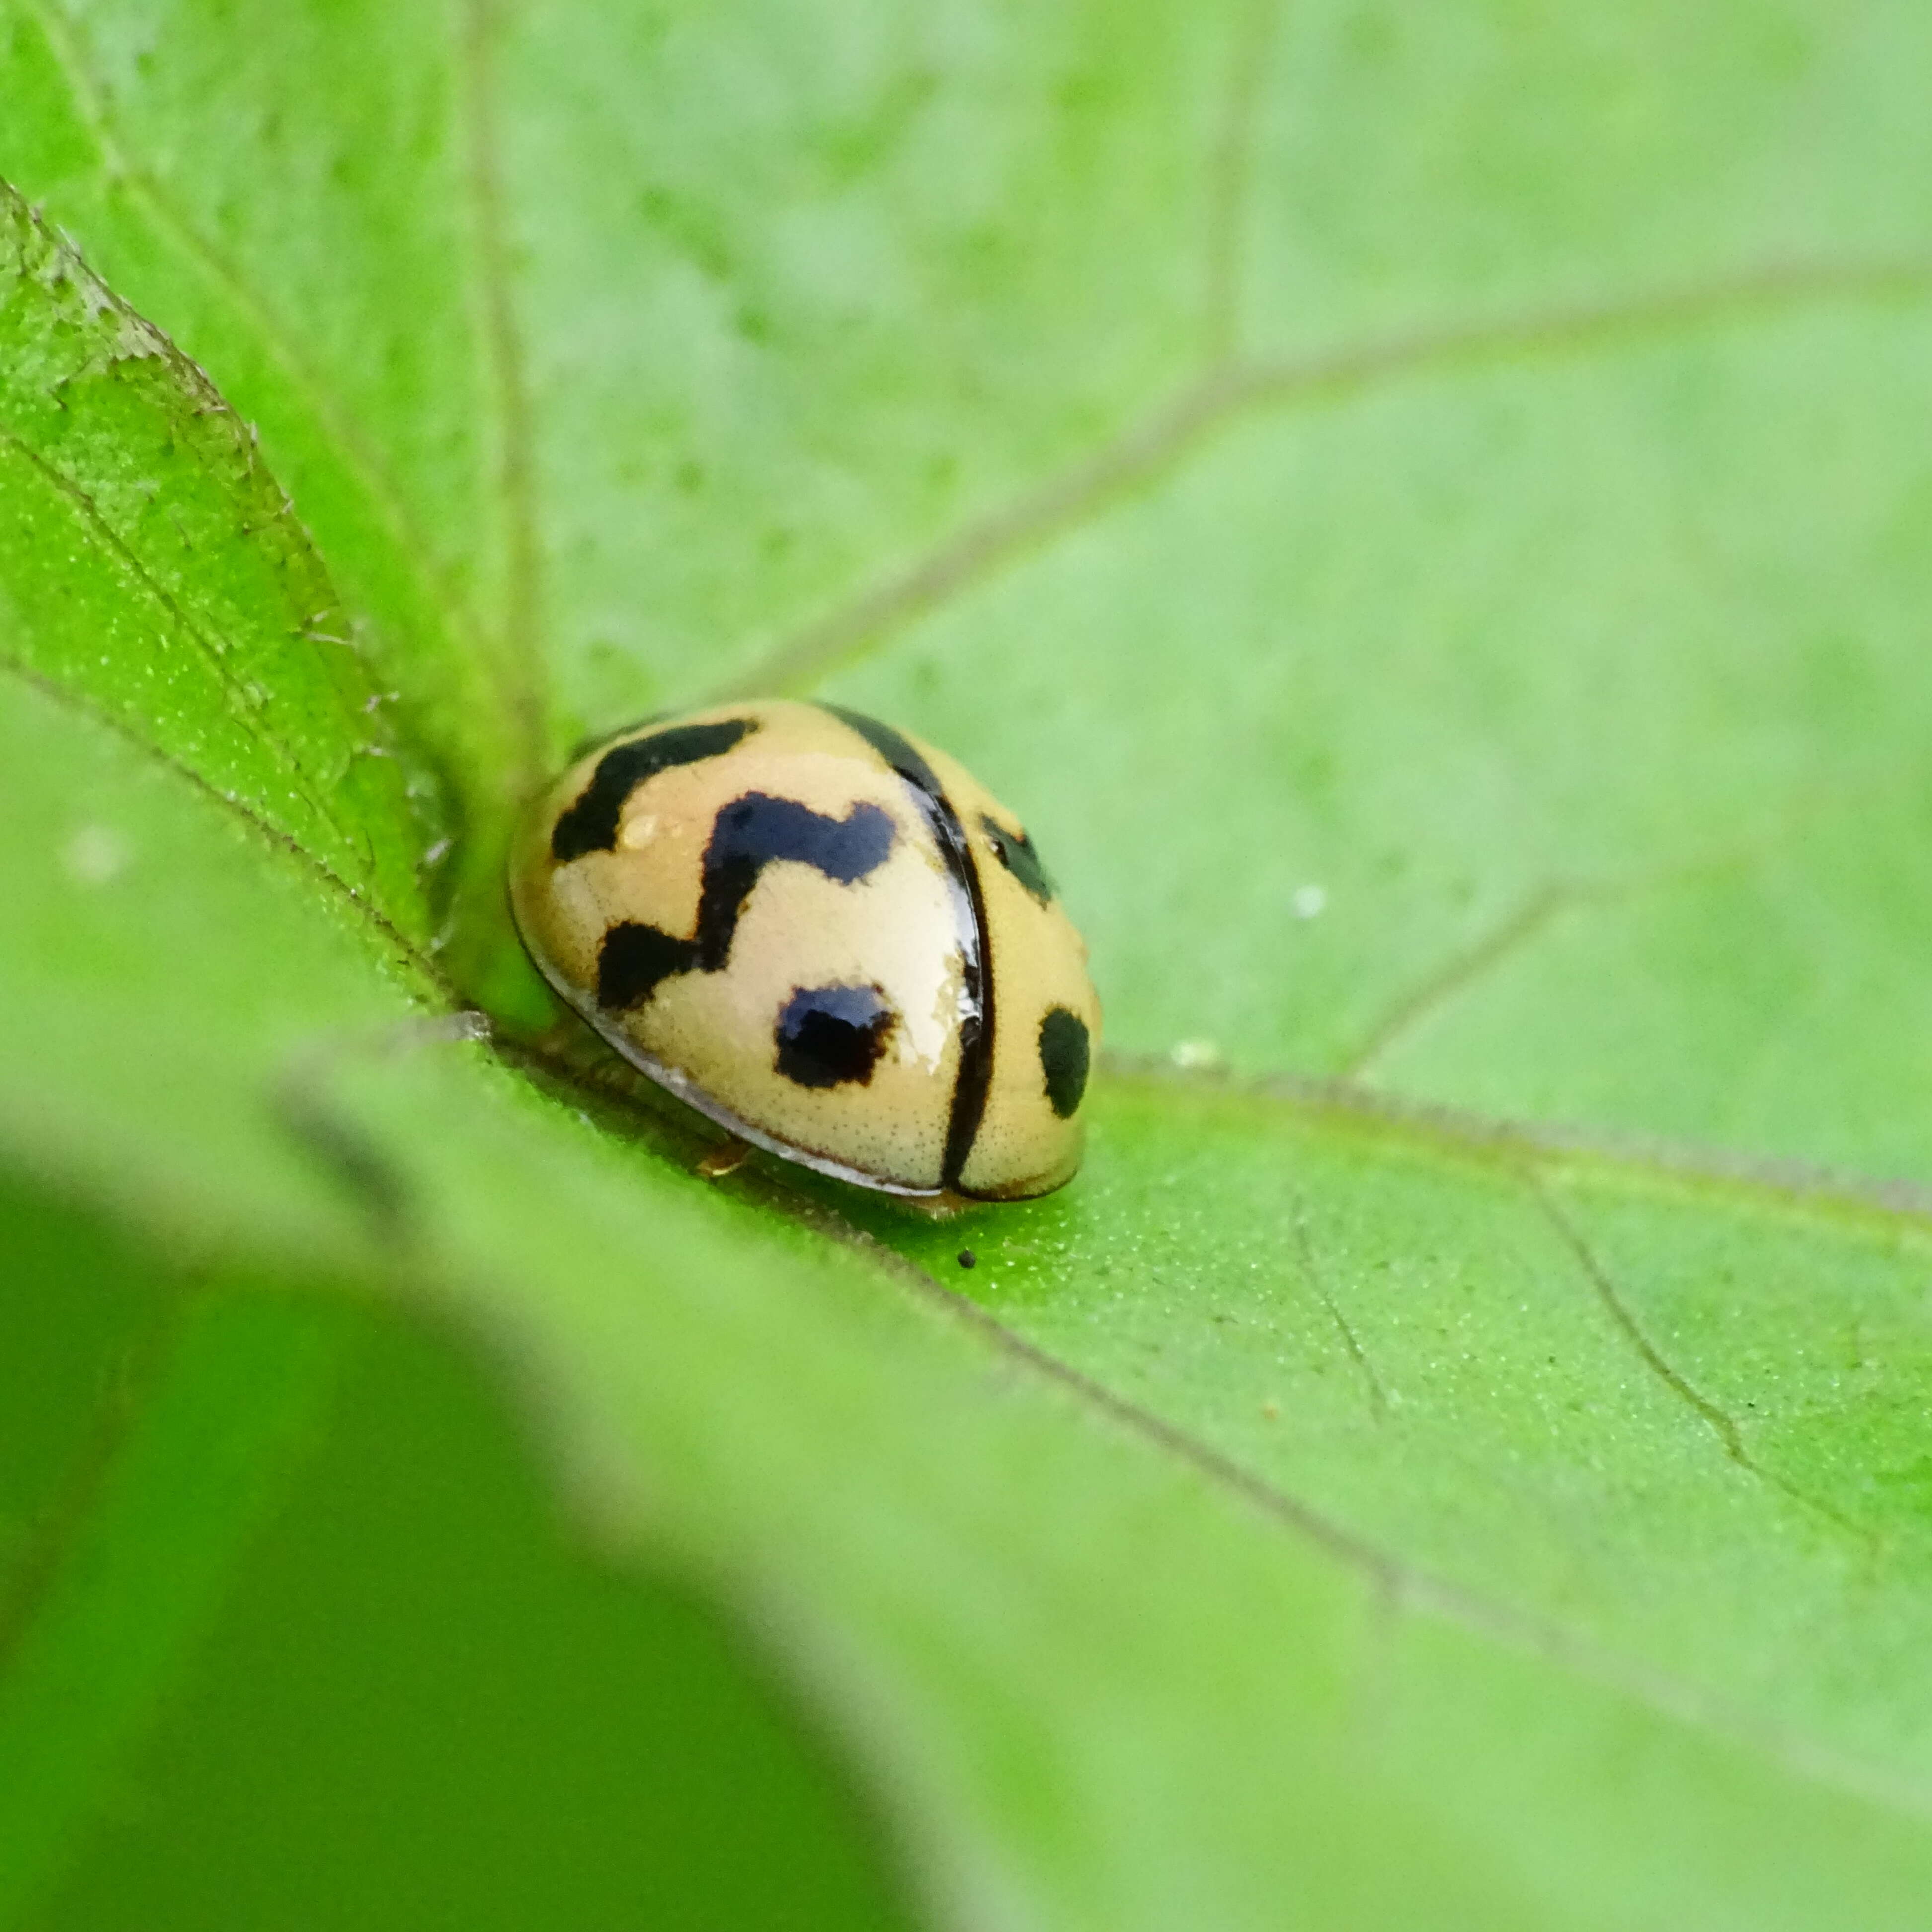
xmin=722 ymin=251 xmax=1932 ymax=703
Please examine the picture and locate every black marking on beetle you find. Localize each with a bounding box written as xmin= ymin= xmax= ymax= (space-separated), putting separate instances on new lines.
xmin=822 ymin=706 xmax=994 ymax=1191
xmin=1039 ymin=1007 xmax=1090 ymax=1118
xmin=594 ymin=794 xmax=896 ymax=1012
xmin=774 ymin=982 xmax=897 ymax=1089
xmin=957 ymin=1248 xmax=977 ymax=1270
xmin=697 ymin=794 xmax=894 ymax=970
xmin=564 ymin=709 xmax=668 ymax=765
xmin=597 ymin=921 xmax=697 ymax=1012
xmin=551 ymin=718 xmax=756 ymax=863
xmin=980 ymin=814 xmax=1054 ymax=904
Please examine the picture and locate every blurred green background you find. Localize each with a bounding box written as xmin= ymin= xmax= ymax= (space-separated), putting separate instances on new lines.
xmin=4 ymin=1176 xmax=912 ymax=1930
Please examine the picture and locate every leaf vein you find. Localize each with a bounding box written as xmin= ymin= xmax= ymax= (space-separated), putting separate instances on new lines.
xmin=724 ymin=254 xmax=1932 ymax=701
xmin=1342 ymin=884 xmax=1576 ymax=1080
xmin=455 ymin=0 xmax=548 ymax=790
xmin=866 ymin=1191 xmax=1932 ymax=1826
xmin=1201 ymin=0 xmax=1281 ymax=361
xmin=1529 ymin=1174 xmax=1879 ymax=1553
xmin=0 ymin=648 xmax=450 ymax=998
xmin=1531 ymin=1172 xmax=1760 ymax=1463
xmin=1292 ymin=1212 xmax=1389 ymax=1420
xmin=1341 ymin=787 xmax=1875 ymax=1079
xmin=0 ymin=422 xmax=365 ymax=861
xmin=488 ymin=1039 xmax=1932 ymax=1819
xmin=1099 ymin=1053 xmax=1932 ymax=1253
xmin=18 ymin=0 xmax=489 ymax=705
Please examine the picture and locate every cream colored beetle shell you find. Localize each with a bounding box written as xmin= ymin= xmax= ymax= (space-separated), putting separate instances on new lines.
xmin=509 ymin=700 xmax=1101 ymax=1200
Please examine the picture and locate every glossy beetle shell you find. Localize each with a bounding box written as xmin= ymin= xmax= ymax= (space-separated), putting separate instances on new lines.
xmin=509 ymin=700 xmax=1100 ymax=1200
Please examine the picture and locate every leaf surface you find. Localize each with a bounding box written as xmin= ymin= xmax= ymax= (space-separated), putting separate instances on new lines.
xmin=6 ymin=4 xmax=1932 ymax=1928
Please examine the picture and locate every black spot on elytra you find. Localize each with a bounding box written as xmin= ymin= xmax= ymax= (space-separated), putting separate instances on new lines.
xmin=774 ymin=983 xmax=896 ymax=1088
xmin=980 ymin=814 xmax=1054 ymax=904
xmin=551 ymin=718 xmax=755 ymax=863
xmin=695 ymin=795 xmax=894 ymax=970
xmin=597 ymin=921 xmax=697 ymax=1012
xmin=596 ymin=794 xmax=896 ymax=1012
xmin=1038 ymin=1007 xmax=1089 ymax=1119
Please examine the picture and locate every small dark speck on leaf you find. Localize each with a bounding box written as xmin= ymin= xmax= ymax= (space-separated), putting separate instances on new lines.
xmin=957 ymin=1249 xmax=976 ymax=1270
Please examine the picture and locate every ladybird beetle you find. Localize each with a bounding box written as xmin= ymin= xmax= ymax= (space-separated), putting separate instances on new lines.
xmin=509 ymin=701 xmax=1101 ymax=1201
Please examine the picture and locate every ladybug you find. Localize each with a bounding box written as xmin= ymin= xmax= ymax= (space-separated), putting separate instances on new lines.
xmin=509 ymin=701 xmax=1100 ymax=1201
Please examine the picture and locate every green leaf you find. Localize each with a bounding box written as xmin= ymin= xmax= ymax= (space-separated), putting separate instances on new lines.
xmin=0 ymin=189 xmax=436 ymax=939
xmin=8 ymin=4 xmax=1932 ymax=1927
xmin=0 ymin=1178 xmax=913 ymax=1932
xmin=0 ymin=1285 xmax=341 ymax=1920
